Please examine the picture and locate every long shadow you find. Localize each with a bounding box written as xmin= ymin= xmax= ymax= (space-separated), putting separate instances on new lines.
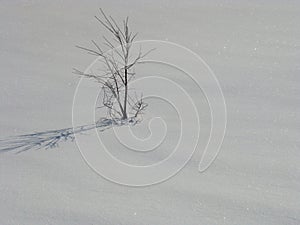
xmin=0 ymin=118 xmax=137 ymax=154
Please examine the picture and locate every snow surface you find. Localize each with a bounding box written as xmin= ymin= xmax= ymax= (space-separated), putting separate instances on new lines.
xmin=0 ymin=0 xmax=299 ymax=224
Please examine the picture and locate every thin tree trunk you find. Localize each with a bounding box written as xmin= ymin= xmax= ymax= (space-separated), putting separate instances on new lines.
xmin=123 ymin=68 xmax=128 ymax=119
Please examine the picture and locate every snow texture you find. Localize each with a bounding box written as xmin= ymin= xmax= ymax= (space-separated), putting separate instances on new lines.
xmin=0 ymin=0 xmax=299 ymax=224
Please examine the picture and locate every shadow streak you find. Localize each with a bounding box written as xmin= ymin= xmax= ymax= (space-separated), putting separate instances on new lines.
xmin=0 ymin=118 xmax=137 ymax=154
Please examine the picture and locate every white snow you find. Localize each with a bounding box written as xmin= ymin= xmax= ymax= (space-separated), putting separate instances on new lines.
xmin=0 ymin=0 xmax=299 ymax=224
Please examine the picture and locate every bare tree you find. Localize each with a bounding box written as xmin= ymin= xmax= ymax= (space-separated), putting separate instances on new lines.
xmin=74 ymin=9 xmax=152 ymax=121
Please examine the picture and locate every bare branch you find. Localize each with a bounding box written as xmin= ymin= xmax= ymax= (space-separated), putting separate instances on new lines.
xmin=76 ymin=9 xmax=154 ymax=120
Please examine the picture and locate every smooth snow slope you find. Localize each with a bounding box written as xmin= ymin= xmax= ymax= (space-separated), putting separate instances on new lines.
xmin=0 ymin=0 xmax=299 ymax=224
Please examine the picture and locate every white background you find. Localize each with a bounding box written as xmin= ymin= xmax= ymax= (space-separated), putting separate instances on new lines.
xmin=0 ymin=0 xmax=299 ymax=224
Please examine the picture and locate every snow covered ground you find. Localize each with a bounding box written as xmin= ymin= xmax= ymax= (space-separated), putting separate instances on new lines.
xmin=0 ymin=0 xmax=299 ymax=224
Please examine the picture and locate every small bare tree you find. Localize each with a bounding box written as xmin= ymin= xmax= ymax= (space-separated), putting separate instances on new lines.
xmin=74 ymin=9 xmax=152 ymax=121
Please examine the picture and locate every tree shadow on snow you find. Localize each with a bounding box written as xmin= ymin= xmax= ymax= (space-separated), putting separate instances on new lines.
xmin=0 ymin=118 xmax=138 ymax=154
